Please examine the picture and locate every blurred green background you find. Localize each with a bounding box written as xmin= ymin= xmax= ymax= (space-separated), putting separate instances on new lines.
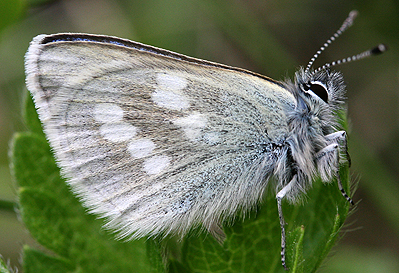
xmin=0 ymin=0 xmax=398 ymax=272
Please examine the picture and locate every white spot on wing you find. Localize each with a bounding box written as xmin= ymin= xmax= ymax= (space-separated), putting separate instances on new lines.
xmin=128 ymin=139 xmax=156 ymax=158
xmin=173 ymin=113 xmax=207 ymax=141
xmin=152 ymin=90 xmax=189 ymax=111
xmin=94 ymin=103 xmax=124 ymax=123
xmin=143 ymin=155 xmax=170 ymax=175
xmin=99 ymin=123 xmax=137 ymax=142
xmin=156 ymin=73 xmax=188 ymax=90
xmin=152 ymin=73 xmax=189 ymax=110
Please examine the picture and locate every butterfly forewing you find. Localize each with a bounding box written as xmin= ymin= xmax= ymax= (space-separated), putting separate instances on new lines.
xmin=26 ymin=34 xmax=296 ymax=238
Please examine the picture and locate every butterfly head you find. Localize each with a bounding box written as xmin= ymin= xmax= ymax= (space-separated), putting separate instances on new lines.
xmin=283 ymin=68 xmax=346 ymax=136
xmin=294 ymin=68 xmax=346 ymax=113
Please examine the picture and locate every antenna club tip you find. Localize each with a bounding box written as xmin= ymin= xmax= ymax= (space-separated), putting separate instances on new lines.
xmin=371 ymin=44 xmax=388 ymax=55
xmin=349 ymin=10 xmax=359 ymax=19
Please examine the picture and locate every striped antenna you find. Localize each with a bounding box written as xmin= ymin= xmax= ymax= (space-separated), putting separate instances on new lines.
xmin=304 ymin=10 xmax=358 ymax=74
xmin=311 ymin=43 xmax=387 ymax=75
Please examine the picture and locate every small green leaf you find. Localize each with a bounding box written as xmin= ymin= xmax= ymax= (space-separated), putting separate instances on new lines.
xmin=316 ymin=212 xmax=342 ymax=269
xmin=287 ymin=225 xmax=305 ymax=273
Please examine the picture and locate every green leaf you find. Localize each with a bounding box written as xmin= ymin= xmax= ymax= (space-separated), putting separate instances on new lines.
xmin=11 ymin=132 xmax=63 ymax=190
xmin=19 ymin=187 xmax=73 ymax=257
xmin=288 ymin=225 xmax=304 ymax=273
xmin=181 ymin=168 xmax=350 ymax=273
xmin=146 ymin=239 xmax=167 ymax=273
xmin=168 ymin=260 xmax=191 ymax=273
xmin=22 ymin=246 xmax=75 ymax=273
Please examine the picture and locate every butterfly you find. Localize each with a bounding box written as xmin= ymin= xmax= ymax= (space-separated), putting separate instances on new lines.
xmin=24 ymin=10 xmax=385 ymax=269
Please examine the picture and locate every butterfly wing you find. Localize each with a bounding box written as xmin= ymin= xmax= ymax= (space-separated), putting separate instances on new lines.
xmin=25 ymin=33 xmax=296 ymax=239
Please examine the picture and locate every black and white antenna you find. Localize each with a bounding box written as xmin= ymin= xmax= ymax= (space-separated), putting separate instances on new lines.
xmin=305 ymin=10 xmax=387 ymax=76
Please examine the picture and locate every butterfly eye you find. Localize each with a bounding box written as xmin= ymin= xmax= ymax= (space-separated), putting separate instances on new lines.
xmin=303 ymin=82 xmax=329 ymax=103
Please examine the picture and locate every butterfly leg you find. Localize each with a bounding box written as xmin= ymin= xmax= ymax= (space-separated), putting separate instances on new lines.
xmin=316 ymin=140 xmax=354 ymax=205
xmin=276 ymin=176 xmax=297 ymax=270
xmin=325 ymin=130 xmax=351 ymax=167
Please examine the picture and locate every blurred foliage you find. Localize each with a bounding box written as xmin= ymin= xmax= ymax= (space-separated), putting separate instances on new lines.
xmin=0 ymin=0 xmax=398 ymax=272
